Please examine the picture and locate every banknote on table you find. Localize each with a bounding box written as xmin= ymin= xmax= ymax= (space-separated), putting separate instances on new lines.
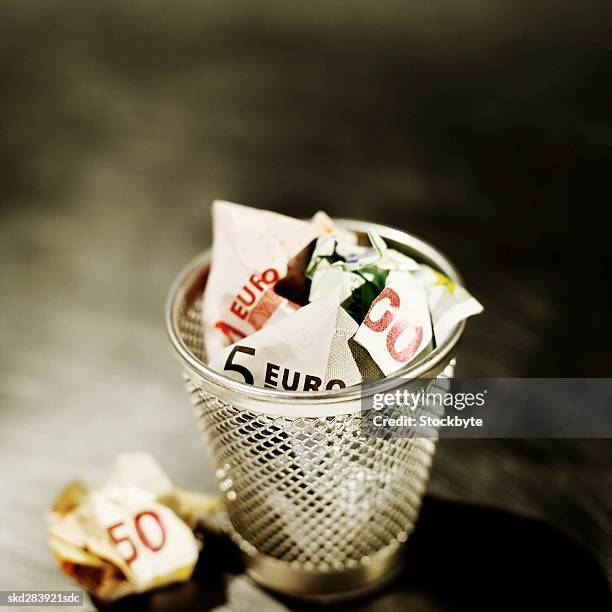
xmin=48 ymin=453 xmax=221 ymax=602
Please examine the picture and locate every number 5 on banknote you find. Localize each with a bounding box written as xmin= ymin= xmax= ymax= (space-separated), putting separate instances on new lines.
xmin=223 ymin=345 xmax=256 ymax=384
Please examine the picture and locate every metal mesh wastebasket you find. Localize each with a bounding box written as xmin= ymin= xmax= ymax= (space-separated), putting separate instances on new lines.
xmin=166 ymin=220 xmax=466 ymax=599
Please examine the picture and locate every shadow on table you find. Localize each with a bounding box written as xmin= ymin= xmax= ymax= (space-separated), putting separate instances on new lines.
xmin=100 ymin=496 xmax=611 ymax=611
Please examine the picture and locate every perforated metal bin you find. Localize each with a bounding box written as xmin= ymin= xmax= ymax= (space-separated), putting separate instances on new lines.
xmin=166 ymin=220 xmax=465 ymax=599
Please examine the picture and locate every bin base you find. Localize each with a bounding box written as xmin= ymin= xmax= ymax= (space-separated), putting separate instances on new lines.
xmin=243 ymin=548 xmax=404 ymax=602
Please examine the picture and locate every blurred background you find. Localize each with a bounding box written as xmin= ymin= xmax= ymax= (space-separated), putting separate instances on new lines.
xmin=1 ymin=0 xmax=611 ymax=608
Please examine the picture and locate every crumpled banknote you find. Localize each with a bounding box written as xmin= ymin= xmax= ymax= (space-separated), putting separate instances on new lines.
xmin=411 ymin=263 xmax=484 ymax=347
xmin=210 ymin=286 xmax=366 ymax=390
xmin=306 ymin=230 xmax=421 ymax=323
xmin=48 ymin=453 xmax=222 ymax=602
xmin=203 ymin=202 xmax=483 ymax=387
xmin=202 ymin=201 xmax=320 ymax=359
xmin=353 ymin=270 xmax=433 ymax=376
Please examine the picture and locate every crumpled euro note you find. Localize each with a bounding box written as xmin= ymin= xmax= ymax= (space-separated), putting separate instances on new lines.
xmin=48 ymin=453 xmax=222 ymax=602
xmin=210 ymin=286 xmax=364 ymax=390
xmin=306 ymin=230 xmax=421 ymax=323
xmin=203 ymin=202 xmax=483 ymax=388
xmin=411 ymin=263 xmax=484 ymax=347
xmin=202 ymin=201 xmax=321 ymax=359
xmin=353 ymin=270 xmax=433 ymax=376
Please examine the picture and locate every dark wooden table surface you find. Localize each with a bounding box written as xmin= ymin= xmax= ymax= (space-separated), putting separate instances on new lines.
xmin=1 ymin=1 xmax=611 ymax=609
